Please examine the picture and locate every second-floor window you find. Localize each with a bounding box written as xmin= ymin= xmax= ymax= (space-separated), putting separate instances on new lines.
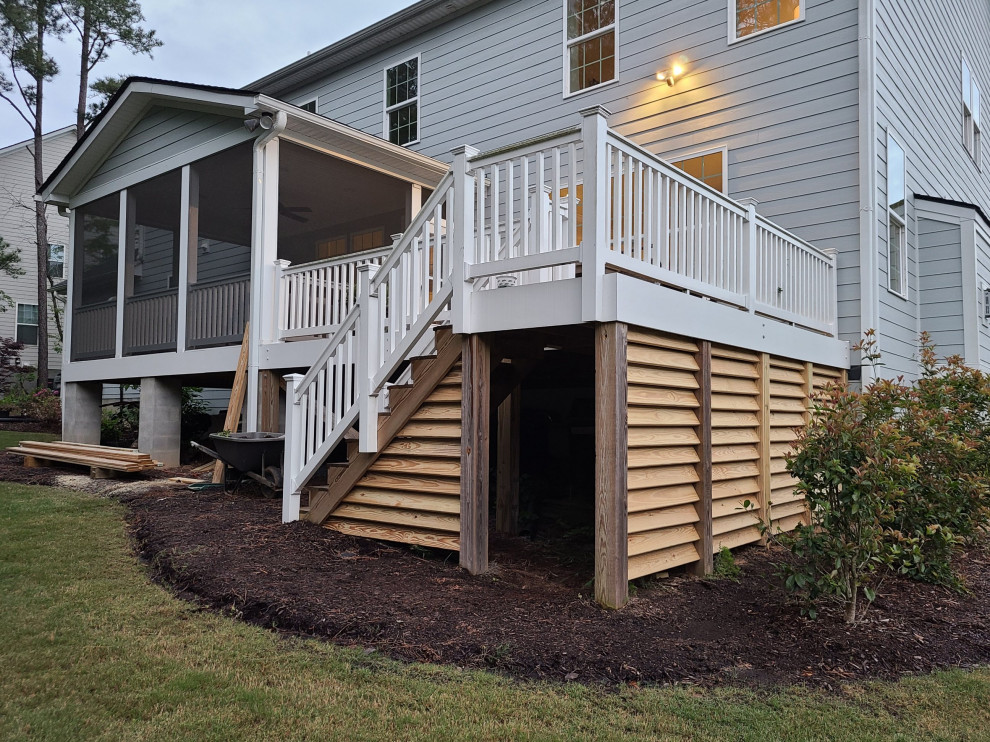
xmin=886 ymin=133 xmax=907 ymax=298
xmin=732 ymin=0 xmax=803 ymax=42
xmin=384 ymin=57 xmax=419 ymax=146
xmin=962 ymin=58 xmax=982 ymax=166
xmin=671 ymin=149 xmax=726 ymax=193
xmin=565 ymin=0 xmax=616 ymax=95
xmin=47 ymin=243 xmax=64 ymax=279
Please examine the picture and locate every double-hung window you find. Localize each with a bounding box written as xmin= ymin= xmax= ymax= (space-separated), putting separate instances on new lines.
xmin=962 ymin=59 xmax=982 ymax=165
xmin=384 ymin=57 xmax=419 ymax=147
xmin=47 ymin=243 xmax=64 ymax=279
xmin=565 ymin=0 xmax=616 ymax=95
xmin=886 ymin=133 xmax=907 ymax=297
xmin=16 ymin=303 xmax=38 ymax=345
xmin=731 ymin=0 xmax=803 ymax=42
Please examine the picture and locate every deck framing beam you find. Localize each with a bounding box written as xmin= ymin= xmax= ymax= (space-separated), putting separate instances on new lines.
xmin=460 ymin=333 xmax=491 ymax=574
xmin=688 ymin=340 xmax=714 ymax=576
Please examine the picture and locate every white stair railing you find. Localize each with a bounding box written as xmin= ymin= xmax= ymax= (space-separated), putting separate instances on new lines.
xmin=282 ymin=171 xmax=457 ymax=517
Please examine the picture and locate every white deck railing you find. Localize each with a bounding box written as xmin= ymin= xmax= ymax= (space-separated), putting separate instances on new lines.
xmin=276 ymin=247 xmax=390 ymax=339
xmin=282 ymin=110 xmax=839 ymax=514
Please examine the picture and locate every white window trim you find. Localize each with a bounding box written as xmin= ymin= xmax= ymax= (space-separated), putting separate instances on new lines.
xmin=981 ymin=279 xmax=990 ymax=327
xmin=885 ymin=130 xmax=908 ymax=300
xmin=561 ymin=1 xmax=619 ymax=99
xmin=962 ymin=56 xmax=982 ymax=167
xmin=382 ymin=53 xmax=421 ymax=148
xmin=727 ymin=0 xmax=806 ymax=45
xmin=298 ymin=97 xmax=319 ymax=114
xmin=664 ymin=144 xmax=730 ymax=194
xmin=15 ymin=302 xmax=39 ymax=346
xmin=48 ymin=242 xmax=65 ymax=279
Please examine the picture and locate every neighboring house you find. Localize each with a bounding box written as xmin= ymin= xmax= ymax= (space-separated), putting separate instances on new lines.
xmin=0 ymin=127 xmax=75 ymax=381
xmin=39 ymin=0 xmax=988 ymax=606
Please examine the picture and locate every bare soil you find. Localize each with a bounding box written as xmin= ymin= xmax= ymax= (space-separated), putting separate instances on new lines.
xmin=2 ymin=452 xmax=988 ymax=689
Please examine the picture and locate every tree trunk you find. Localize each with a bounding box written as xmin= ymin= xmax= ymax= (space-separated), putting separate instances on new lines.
xmin=844 ymin=577 xmax=858 ymax=624
xmin=34 ymin=0 xmax=49 ymax=388
xmin=76 ymin=6 xmax=91 ymax=139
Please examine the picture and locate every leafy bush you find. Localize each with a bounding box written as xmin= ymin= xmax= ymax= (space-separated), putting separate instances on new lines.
xmin=780 ymin=332 xmax=990 ymax=623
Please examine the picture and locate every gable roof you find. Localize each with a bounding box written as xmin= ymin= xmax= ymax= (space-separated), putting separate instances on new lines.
xmin=0 ymin=126 xmax=76 ymax=160
xmin=40 ymin=77 xmax=448 ymax=206
xmin=248 ymin=0 xmax=493 ymax=98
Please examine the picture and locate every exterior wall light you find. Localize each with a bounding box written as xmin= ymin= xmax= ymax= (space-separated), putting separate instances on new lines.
xmin=656 ymin=63 xmax=685 ymax=87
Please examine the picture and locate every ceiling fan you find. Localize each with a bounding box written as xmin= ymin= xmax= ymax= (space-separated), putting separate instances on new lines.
xmin=278 ymin=202 xmax=312 ymax=223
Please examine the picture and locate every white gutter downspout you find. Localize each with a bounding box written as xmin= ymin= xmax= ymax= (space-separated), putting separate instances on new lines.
xmin=857 ymin=0 xmax=879 ymax=383
xmin=245 ymin=109 xmax=287 ymax=432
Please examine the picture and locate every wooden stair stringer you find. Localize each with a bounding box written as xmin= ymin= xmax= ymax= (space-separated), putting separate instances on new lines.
xmin=307 ymin=331 xmax=463 ymax=526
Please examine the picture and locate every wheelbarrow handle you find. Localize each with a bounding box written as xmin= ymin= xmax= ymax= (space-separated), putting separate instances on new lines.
xmin=189 ymin=440 xmax=221 ymax=460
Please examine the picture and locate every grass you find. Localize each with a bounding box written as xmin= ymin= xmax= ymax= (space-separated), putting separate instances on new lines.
xmin=1 ymin=483 xmax=989 ymax=741
xmin=0 ymin=430 xmax=58 ymax=449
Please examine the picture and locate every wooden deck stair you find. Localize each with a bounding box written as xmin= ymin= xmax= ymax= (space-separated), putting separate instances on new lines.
xmin=304 ymin=325 xmax=465 ymax=550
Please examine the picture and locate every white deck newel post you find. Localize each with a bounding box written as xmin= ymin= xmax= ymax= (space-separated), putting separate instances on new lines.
xmin=744 ymin=204 xmax=758 ymax=313
xmin=822 ymin=247 xmax=838 ymax=337
xmin=274 ymin=259 xmax=291 ymax=340
xmin=579 ymin=105 xmax=612 ymax=323
xmin=282 ymin=372 xmax=304 ymax=522
xmin=357 ymin=264 xmax=380 ymax=453
xmin=450 ymin=145 xmax=479 ymax=334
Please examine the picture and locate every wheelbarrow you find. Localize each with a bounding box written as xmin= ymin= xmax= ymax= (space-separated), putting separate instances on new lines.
xmin=191 ymin=432 xmax=285 ymax=495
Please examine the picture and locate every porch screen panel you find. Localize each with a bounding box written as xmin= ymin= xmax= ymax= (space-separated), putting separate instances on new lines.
xmin=625 ymin=327 xmax=703 ymax=580
xmin=72 ymin=193 xmax=120 ymax=361
xmin=188 ymin=142 xmax=253 ymax=349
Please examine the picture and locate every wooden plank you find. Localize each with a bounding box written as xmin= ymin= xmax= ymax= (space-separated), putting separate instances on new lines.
xmin=398 ymin=421 xmax=462 ymax=438
xmin=342 ymin=487 xmax=460 ymax=514
xmin=711 ymin=346 xmax=760 ymax=362
xmin=627 ymin=484 xmax=699 ymax=513
xmin=757 ymin=352 xmax=772 ymax=535
xmin=712 ymin=510 xmax=762 ymax=536
xmin=710 ymin=376 xmax=759 ymax=395
xmin=627 ymin=385 xmax=699 ymax=408
xmin=711 ymin=444 xmax=759 ymax=463
xmin=628 ymin=427 xmax=700 ymax=448
xmin=628 ymin=407 xmax=699 ymax=427
xmin=596 ymin=321 xmax=628 ymax=608
xmin=369 ymin=456 xmax=461 ymax=477
xmin=712 ymin=496 xmax=762 ymax=518
xmin=332 ymin=503 xmax=460 ymax=532
xmin=711 ymin=428 xmax=759 ymax=445
xmin=769 ymin=442 xmax=798 ymax=459
xmin=712 ymin=476 xmax=761 ymax=499
xmin=627 ymin=446 xmax=700 ymax=468
xmin=213 ymin=322 xmax=250 ymax=483
xmin=712 ymin=460 xmax=760 ymax=481
xmin=358 ymin=472 xmax=460 ymax=495
xmin=460 ymin=333 xmax=490 ymax=575
xmin=711 ymin=393 xmax=759 ymax=411
xmin=769 ymin=367 xmax=806 ymax=384
xmin=769 ymin=411 xmax=806 ymax=427
xmin=770 ymin=500 xmax=808 ymax=520
xmin=628 ymin=543 xmax=700 ymax=580
xmin=628 ymin=524 xmax=699 ymax=557
xmin=714 ymin=525 xmax=763 ymax=551
xmin=770 ymin=358 xmax=805 ymax=371
xmin=768 ymin=382 xmax=807 ymax=398
xmin=325 ymin=519 xmax=459 ymax=551
xmin=770 ymin=472 xmax=799 ymax=490
xmin=772 ymin=513 xmax=807 ymax=534
xmin=28 ymin=441 xmax=150 ymax=457
xmin=628 ymin=463 xmax=700 ymax=490
xmin=410 ymin=403 xmax=462 ymax=420
xmin=382 ymin=439 xmax=462 ymax=458
xmin=627 ymin=328 xmax=697 ymax=353
xmin=496 ymin=387 xmax=520 ymax=535
xmin=15 ymin=442 xmax=154 ymax=464
xmin=425 ymin=386 xmax=462 ymax=403
xmin=689 ymin=339 xmax=713 ymax=577
xmin=769 ymin=458 xmax=790 ymax=475
xmin=627 ymin=344 xmax=699 ymax=371
xmin=627 ymin=365 xmax=699 ymax=389
xmin=710 ymin=357 xmax=759 ymax=379
xmin=8 ymin=448 xmax=150 ymax=472
xmin=628 ymin=504 xmax=699 ymax=534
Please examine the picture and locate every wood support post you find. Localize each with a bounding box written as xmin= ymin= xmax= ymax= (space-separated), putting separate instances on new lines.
xmin=460 ymin=333 xmax=491 ymax=574
xmin=496 ymin=386 xmax=521 ymax=535
xmin=688 ymin=341 xmax=714 ymax=576
xmin=757 ymin=352 xmax=772 ymax=539
xmin=594 ymin=322 xmax=628 ymax=608
xmin=213 ymin=323 xmax=250 ymax=483
xmin=259 ymin=370 xmax=281 ymax=432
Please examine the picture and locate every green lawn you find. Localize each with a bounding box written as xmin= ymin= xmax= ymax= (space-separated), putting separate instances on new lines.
xmin=1 ymin=483 xmax=988 ymax=741
xmin=0 ymin=430 xmax=58 ymax=449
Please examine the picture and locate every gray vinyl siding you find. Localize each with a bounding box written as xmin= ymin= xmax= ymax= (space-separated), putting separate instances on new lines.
xmin=977 ymin=229 xmax=990 ymax=371
xmin=276 ymin=0 xmax=862 ymax=343
xmin=917 ymin=218 xmax=964 ymax=359
xmin=0 ymin=129 xmax=74 ymax=376
xmin=86 ymin=106 xmax=251 ymax=195
xmin=874 ymin=0 xmax=990 ymax=376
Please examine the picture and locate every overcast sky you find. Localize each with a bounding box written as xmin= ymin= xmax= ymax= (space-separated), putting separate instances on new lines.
xmin=0 ymin=0 xmax=411 ymax=149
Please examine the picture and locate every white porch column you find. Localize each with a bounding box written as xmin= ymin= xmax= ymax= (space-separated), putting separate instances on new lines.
xmin=177 ymin=165 xmax=198 ymax=353
xmin=450 ymin=145 xmax=479 ymax=334
xmin=246 ymin=134 xmax=281 ymax=431
xmin=579 ymin=105 xmax=611 ymax=323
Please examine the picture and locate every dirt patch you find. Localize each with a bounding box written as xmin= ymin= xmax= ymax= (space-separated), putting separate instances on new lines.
xmin=2 ymin=452 xmax=988 ymax=688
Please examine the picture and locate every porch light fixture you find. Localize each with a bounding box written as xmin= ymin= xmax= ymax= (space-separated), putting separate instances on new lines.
xmin=243 ymin=112 xmax=276 ymax=132
xmin=656 ymin=63 xmax=685 ymax=87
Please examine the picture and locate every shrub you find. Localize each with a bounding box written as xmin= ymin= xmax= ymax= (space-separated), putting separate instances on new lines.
xmin=781 ymin=332 xmax=990 ymax=623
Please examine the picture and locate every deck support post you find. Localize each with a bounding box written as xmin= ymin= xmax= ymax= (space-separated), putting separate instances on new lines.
xmin=259 ymin=370 xmax=281 ymax=432
xmin=61 ymin=381 xmax=102 ymax=444
xmin=594 ymin=321 xmax=628 ymax=608
xmin=688 ymin=341 xmax=714 ymax=576
xmin=460 ymin=333 xmax=490 ymax=574
xmin=496 ymin=385 xmax=521 ymax=535
xmin=580 ymin=106 xmax=612 ymax=323
xmin=138 ymin=376 xmax=182 ymax=468
xmin=757 ymin=352 xmax=772 ymax=540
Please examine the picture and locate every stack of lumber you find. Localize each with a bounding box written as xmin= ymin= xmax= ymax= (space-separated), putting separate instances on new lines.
xmin=6 ymin=440 xmax=162 ymax=478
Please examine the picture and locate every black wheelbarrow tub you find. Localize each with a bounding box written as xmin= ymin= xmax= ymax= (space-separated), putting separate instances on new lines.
xmin=208 ymin=432 xmax=285 ymax=475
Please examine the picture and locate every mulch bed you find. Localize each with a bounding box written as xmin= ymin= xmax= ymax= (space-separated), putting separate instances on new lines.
xmin=1 ymin=451 xmax=988 ymax=689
